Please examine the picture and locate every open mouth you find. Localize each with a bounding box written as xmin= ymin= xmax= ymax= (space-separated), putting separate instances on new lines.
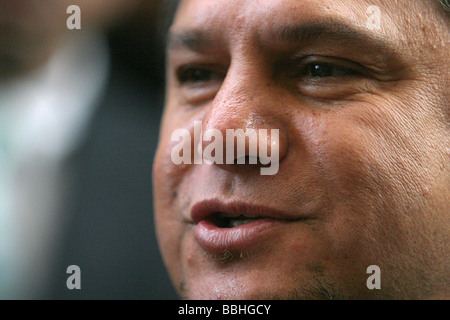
xmin=209 ymin=212 xmax=268 ymax=228
xmin=190 ymin=199 xmax=310 ymax=253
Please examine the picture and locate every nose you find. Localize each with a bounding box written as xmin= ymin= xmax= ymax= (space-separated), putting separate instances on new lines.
xmin=199 ymin=68 xmax=288 ymax=175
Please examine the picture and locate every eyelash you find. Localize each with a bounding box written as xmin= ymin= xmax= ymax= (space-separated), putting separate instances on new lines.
xmin=175 ymin=57 xmax=366 ymax=89
xmin=299 ymin=62 xmax=363 ymax=78
xmin=176 ymin=66 xmax=224 ymax=84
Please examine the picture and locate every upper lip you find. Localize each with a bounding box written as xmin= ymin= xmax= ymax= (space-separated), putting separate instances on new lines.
xmin=190 ymin=199 xmax=303 ymax=224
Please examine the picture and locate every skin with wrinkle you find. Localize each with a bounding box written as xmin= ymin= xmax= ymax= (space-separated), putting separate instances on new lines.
xmin=154 ymin=0 xmax=449 ymax=299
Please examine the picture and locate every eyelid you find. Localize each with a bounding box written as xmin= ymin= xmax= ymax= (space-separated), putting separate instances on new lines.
xmin=175 ymin=64 xmax=226 ymax=85
xmin=295 ymin=55 xmax=368 ymax=76
xmin=281 ymin=55 xmax=377 ymax=100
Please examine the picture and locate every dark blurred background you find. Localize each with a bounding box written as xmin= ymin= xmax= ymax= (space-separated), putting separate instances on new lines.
xmin=0 ymin=0 xmax=178 ymax=299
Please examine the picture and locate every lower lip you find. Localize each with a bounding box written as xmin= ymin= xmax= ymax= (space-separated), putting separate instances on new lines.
xmin=193 ymin=218 xmax=288 ymax=253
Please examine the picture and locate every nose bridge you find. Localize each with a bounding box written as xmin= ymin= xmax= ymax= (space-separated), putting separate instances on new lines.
xmin=204 ymin=58 xmax=271 ymax=131
xmin=200 ymin=58 xmax=288 ymax=172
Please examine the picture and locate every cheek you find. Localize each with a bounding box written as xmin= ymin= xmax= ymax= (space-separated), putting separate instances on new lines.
xmin=292 ymin=111 xmax=385 ymax=207
xmin=303 ymin=101 xmax=442 ymax=255
xmin=153 ymin=136 xmax=188 ymax=200
xmin=153 ymin=135 xmax=186 ymax=282
xmin=153 ymin=117 xmax=203 ymax=290
xmin=302 ymin=101 xmax=430 ymax=213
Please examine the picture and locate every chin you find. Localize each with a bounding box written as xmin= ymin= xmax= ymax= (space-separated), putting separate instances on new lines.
xmin=180 ymin=267 xmax=352 ymax=300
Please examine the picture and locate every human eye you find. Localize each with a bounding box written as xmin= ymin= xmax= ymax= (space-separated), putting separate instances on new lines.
xmin=289 ymin=56 xmax=373 ymax=99
xmin=301 ymin=62 xmax=362 ymax=78
xmin=171 ymin=63 xmax=225 ymax=106
xmin=173 ymin=64 xmax=226 ymax=105
xmin=296 ymin=56 xmax=365 ymax=81
xmin=176 ymin=65 xmax=224 ymax=85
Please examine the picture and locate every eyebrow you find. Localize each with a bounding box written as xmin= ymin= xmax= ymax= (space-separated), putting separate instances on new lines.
xmin=267 ymin=21 xmax=393 ymax=50
xmin=167 ymin=20 xmax=395 ymax=54
xmin=167 ymin=29 xmax=216 ymax=53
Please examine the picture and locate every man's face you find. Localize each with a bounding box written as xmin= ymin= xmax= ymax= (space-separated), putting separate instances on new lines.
xmin=154 ymin=0 xmax=449 ymax=299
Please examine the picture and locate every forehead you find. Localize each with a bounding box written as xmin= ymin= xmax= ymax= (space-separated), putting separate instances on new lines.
xmin=174 ymin=0 xmax=390 ymax=36
xmin=171 ymin=0 xmax=441 ymax=51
